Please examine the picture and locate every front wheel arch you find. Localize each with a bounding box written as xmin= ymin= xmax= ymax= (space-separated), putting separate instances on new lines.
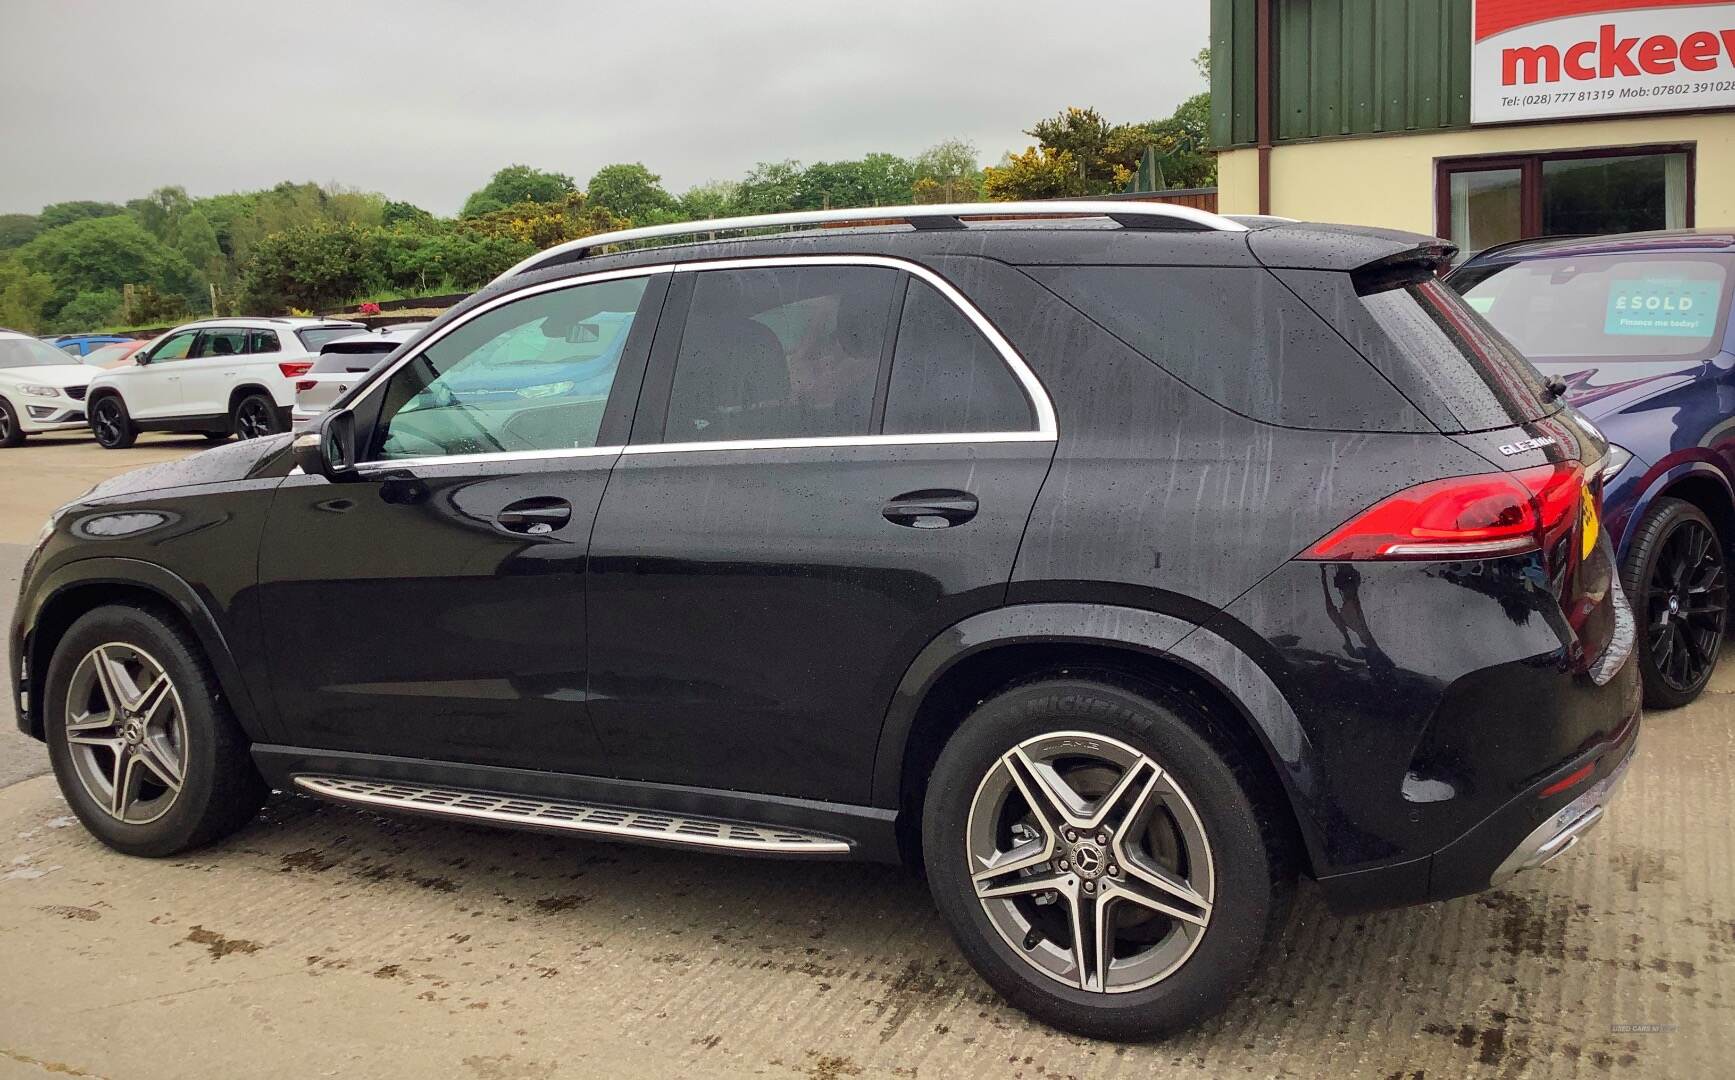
xmin=22 ymin=564 xmax=267 ymax=744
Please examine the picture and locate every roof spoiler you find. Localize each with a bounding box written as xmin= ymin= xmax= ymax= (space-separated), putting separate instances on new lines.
xmin=1350 ymin=244 xmax=1457 ymax=296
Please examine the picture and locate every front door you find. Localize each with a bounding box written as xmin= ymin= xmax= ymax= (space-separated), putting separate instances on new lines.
xmin=116 ymin=328 xmax=198 ymax=418
xmin=587 ymin=259 xmax=1055 ymax=803
xmin=258 ymin=271 xmax=668 ymax=773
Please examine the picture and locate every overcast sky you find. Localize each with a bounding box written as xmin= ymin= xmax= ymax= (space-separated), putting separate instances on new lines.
xmin=0 ymin=1 xmax=1208 ymax=217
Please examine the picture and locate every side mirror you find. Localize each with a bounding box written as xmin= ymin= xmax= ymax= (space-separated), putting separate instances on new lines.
xmin=292 ymin=408 xmax=359 ymax=481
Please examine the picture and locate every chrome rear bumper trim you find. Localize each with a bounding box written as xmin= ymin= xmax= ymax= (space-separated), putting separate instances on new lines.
xmin=1490 ymin=744 xmax=1634 ymax=887
xmin=294 ymin=775 xmax=852 ymax=855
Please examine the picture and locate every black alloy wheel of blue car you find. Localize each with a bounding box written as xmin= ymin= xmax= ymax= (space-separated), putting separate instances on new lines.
xmin=1627 ymin=497 xmax=1728 ymax=708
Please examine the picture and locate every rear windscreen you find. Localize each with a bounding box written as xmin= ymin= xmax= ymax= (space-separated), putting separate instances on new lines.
xmin=296 ymin=326 xmax=364 ymax=352
xmin=1452 ymin=254 xmax=1732 ymax=362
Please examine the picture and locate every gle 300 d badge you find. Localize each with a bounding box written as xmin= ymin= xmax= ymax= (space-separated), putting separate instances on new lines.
xmin=1499 ymin=436 xmax=1558 ymax=456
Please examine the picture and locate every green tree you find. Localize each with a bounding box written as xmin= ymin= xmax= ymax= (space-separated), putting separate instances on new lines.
xmin=50 ymin=289 xmax=124 ymax=332
xmin=461 ymin=165 xmax=578 ymax=218
xmin=173 ymin=210 xmax=221 ymax=273
xmin=733 ymin=160 xmax=804 ymax=215
xmin=1144 ymin=92 xmax=1216 ymax=188
xmin=13 ymin=215 xmax=201 ymax=322
xmin=0 ymin=214 xmax=40 ymax=253
xmin=678 ymin=180 xmax=739 ymax=221
xmin=794 ymin=153 xmax=915 ymax=210
xmin=0 ymin=260 xmax=54 ymax=332
xmin=983 ymin=146 xmax=1086 ymax=201
xmin=586 ymin=163 xmax=678 ymax=223
xmin=912 ymin=139 xmax=983 ymax=203
xmin=127 ymin=186 xmax=192 ymax=240
xmin=239 ymin=223 xmax=386 ymax=313
xmin=382 ymin=200 xmax=434 ymax=227
xmin=37 ymin=200 xmax=126 ymax=231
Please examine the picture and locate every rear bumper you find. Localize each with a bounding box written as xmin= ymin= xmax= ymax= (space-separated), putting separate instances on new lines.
xmin=1317 ymin=703 xmax=1640 ymax=911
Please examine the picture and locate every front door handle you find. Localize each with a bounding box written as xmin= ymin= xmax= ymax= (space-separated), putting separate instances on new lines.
xmin=497 ymin=496 xmax=572 ymax=535
xmin=882 ymin=489 xmax=978 ymax=529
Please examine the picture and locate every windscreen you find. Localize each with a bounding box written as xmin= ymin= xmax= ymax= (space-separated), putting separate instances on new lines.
xmin=1454 ymin=254 xmax=1731 ymax=362
xmin=0 ymin=336 xmax=77 ymax=369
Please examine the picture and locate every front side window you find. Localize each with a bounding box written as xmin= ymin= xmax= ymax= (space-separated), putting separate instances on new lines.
xmin=663 ymin=265 xmax=897 ymax=443
xmin=195 ymin=328 xmax=247 ymax=358
xmin=371 ymin=276 xmax=650 ymax=460
xmin=146 ymin=330 xmax=198 ymax=363
xmin=883 ymin=279 xmax=1032 ymax=435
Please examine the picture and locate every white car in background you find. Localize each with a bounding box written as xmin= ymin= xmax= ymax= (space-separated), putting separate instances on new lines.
xmin=0 ymin=329 xmax=98 ymax=448
xmin=85 ymin=316 xmax=362 ymax=449
xmin=291 ymin=324 xmax=426 ymax=429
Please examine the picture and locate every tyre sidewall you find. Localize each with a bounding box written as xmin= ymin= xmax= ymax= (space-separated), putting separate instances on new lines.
xmin=44 ymin=606 xmax=235 ymax=856
xmin=922 ymin=677 xmax=1281 ymax=1039
xmin=90 ymin=395 xmax=135 ymax=449
xmin=0 ymin=396 xmax=24 ymax=447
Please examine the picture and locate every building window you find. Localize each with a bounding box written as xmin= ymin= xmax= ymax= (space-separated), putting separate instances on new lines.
xmin=1437 ymin=145 xmax=1692 ymax=259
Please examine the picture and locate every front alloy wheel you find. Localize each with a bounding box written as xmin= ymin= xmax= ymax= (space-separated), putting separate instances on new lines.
xmin=63 ymin=643 xmax=187 ymax=824
xmin=967 ymin=732 xmax=1213 ymax=993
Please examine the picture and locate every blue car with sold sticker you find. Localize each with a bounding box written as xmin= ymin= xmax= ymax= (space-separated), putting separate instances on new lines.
xmin=1451 ymin=230 xmax=1735 ymax=708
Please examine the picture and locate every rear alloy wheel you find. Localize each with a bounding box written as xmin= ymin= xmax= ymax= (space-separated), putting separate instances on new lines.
xmin=923 ymin=675 xmax=1290 ymax=1039
xmin=1625 ymin=497 xmax=1728 ymax=707
xmin=0 ymin=397 xmax=24 ymax=447
xmin=89 ymin=395 xmax=137 ymax=449
xmin=232 ymin=392 xmax=282 ymax=440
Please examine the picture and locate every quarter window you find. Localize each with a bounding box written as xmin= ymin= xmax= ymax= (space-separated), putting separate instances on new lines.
xmin=662 ymin=266 xmax=897 ymax=443
xmin=883 ymin=280 xmax=1033 ymax=434
xmin=370 ymin=276 xmax=650 ymax=460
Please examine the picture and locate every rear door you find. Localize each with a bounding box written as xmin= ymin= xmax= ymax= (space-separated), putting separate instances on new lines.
xmin=182 ymin=327 xmax=248 ymax=418
xmin=258 ymin=271 xmax=668 ymax=773
xmin=585 ymin=257 xmax=1055 ymax=803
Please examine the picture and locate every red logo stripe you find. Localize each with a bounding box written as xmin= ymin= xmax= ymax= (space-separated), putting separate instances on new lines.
xmin=1477 ymin=0 xmax=1731 ymax=41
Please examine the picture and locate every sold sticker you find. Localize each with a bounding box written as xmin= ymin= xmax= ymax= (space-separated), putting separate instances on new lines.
xmin=1604 ymin=277 xmax=1720 ymax=337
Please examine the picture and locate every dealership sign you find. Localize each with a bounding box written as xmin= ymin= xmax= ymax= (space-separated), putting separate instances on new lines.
xmin=1473 ymin=0 xmax=1735 ymax=123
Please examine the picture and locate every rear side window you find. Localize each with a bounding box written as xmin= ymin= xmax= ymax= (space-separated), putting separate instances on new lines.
xmin=195 ymin=328 xmax=246 ymax=357
xmin=663 ymin=266 xmax=897 ymax=443
xmin=1027 ymin=266 xmax=1429 ymax=431
xmin=1454 ymin=254 xmax=1732 ymax=361
xmin=246 ymin=330 xmax=279 ymax=354
xmin=883 ymin=280 xmax=1033 ymax=435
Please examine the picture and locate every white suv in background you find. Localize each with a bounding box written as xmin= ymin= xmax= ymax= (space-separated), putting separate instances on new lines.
xmin=0 ymin=330 xmax=99 ymax=447
xmin=85 ymin=316 xmax=363 ymax=449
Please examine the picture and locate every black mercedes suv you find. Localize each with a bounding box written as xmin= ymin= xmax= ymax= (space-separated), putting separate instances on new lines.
xmin=9 ymin=203 xmax=1640 ymax=1039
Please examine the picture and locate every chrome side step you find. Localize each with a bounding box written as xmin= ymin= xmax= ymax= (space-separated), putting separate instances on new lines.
xmin=293 ymin=775 xmax=852 ymax=855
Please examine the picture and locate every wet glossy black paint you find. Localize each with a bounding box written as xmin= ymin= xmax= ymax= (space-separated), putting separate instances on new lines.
xmin=9 ymin=220 xmax=1642 ymax=916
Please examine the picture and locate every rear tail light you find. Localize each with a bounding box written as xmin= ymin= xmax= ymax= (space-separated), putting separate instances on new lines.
xmin=1302 ymin=462 xmax=1584 ymax=561
xmin=295 ymin=380 xmax=316 ymax=392
xmin=278 ymin=361 xmax=314 ymax=378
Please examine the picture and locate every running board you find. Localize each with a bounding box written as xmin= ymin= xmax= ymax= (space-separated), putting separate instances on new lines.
xmin=293 ymin=775 xmax=852 ymax=855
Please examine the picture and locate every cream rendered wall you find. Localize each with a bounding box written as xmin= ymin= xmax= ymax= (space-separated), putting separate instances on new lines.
xmin=1216 ymin=112 xmax=1735 ymax=234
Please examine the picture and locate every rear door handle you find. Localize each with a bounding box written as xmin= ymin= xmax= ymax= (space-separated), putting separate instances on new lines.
xmin=882 ymin=489 xmax=978 ymax=529
xmin=497 ymin=496 xmax=572 ymax=535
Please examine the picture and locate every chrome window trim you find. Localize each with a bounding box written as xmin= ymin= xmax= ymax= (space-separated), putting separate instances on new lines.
xmin=348 ymin=254 xmax=1055 ymax=472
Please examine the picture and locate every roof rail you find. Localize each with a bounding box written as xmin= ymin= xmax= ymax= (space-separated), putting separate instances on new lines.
xmin=491 ymin=200 xmax=1249 ymax=284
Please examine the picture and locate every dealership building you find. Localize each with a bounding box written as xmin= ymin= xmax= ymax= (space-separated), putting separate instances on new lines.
xmin=1209 ymin=0 xmax=1735 ymax=251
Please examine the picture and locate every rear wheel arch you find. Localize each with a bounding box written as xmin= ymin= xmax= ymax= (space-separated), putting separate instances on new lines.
xmin=23 ymin=564 xmax=264 ymax=743
xmin=227 ymin=383 xmax=276 ymax=414
xmin=1653 ymin=472 xmax=1735 ymax=554
xmin=877 ymin=606 xmax=1318 ymax=877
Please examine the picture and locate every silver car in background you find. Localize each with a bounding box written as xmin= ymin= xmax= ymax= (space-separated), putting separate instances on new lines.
xmin=291 ymin=324 xmax=426 ymax=429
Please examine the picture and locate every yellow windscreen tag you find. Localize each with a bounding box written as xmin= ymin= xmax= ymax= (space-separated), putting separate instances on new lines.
xmin=1581 ymin=489 xmax=1600 ymax=560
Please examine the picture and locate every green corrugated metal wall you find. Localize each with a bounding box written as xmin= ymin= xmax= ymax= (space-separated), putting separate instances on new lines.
xmin=1209 ymin=0 xmax=1472 ymax=149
